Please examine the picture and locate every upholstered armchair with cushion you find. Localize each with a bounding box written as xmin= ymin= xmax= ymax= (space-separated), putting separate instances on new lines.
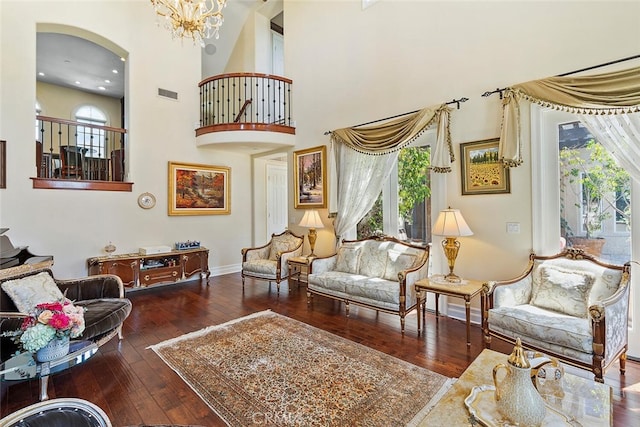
xmin=241 ymin=230 xmax=304 ymax=293
xmin=0 ymin=267 xmax=132 ymax=362
xmin=481 ymin=248 xmax=631 ymax=382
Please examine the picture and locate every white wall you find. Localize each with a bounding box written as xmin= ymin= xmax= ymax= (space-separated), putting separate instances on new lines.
xmin=284 ymin=0 xmax=640 ymax=281
xmin=0 ymin=1 xmax=252 ymax=278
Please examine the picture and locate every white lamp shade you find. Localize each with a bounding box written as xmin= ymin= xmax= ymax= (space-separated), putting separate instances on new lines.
xmin=299 ymin=210 xmax=324 ymax=229
xmin=432 ymin=208 xmax=473 ymax=237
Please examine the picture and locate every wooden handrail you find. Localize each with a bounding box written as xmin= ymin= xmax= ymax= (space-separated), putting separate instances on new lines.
xmin=37 ymin=115 xmax=127 ymax=134
xmin=234 ymin=99 xmax=253 ymax=123
xmin=199 ymin=72 xmax=293 ymax=87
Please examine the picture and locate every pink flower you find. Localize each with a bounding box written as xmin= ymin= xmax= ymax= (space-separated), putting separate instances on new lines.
xmin=48 ymin=312 xmax=71 ymax=330
xmin=37 ymin=301 xmax=64 ymax=312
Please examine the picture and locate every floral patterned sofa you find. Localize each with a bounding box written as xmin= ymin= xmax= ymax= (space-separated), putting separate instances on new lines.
xmin=307 ymin=235 xmax=430 ymax=333
xmin=481 ymin=248 xmax=631 ymax=382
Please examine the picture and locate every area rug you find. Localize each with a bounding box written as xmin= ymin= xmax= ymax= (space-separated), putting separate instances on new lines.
xmin=149 ymin=310 xmax=453 ymax=427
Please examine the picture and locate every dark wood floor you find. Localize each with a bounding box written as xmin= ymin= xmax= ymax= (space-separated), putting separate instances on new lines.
xmin=2 ymin=273 xmax=639 ymax=426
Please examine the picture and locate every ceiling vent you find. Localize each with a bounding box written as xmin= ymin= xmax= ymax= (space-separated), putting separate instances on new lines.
xmin=158 ymin=88 xmax=178 ymax=101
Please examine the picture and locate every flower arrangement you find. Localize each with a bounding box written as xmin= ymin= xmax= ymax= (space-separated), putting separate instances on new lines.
xmin=4 ymin=300 xmax=86 ymax=353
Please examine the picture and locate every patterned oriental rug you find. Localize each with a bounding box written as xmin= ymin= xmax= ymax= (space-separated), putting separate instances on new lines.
xmin=149 ymin=310 xmax=453 ymax=427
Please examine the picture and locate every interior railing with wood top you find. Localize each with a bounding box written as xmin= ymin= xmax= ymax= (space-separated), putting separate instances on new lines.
xmin=196 ymin=73 xmax=295 ymax=136
xmin=32 ymin=115 xmax=131 ymax=191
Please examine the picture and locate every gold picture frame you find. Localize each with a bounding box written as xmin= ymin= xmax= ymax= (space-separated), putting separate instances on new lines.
xmin=168 ymin=161 xmax=230 ymax=215
xmin=294 ymin=145 xmax=327 ymax=209
xmin=0 ymin=140 xmax=5 ymax=189
xmin=460 ymin=138 xmax=510 ymax=195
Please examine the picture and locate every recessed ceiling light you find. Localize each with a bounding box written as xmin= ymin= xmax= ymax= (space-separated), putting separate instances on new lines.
xmin=75 ymin=81 xmax=81 ymax=85
xmin=104 ymin=79 xmax=111 ymax=83
xmin=120 ymin=57 xmax=126 ymax=62
xmin=112 ymin=69 xmax=118 ymax=74
xmin=98 ymin=86 xmax=106 ymax=91
xmin=38 ymin=72 xmax=45 ymax=76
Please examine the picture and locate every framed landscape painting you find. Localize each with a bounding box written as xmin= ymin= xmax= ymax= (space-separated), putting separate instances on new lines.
xmin=168 ymin=162 xmax=230 ymax=215
xmin=460 ymin=138 xmax=510 ymax=195
xmin=294 ymin=145 xmax=327 ymax=209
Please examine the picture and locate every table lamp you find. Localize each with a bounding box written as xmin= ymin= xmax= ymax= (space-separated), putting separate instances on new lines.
xmin=432 ymin=207 xmax=473 ymax=283
xmin=298 ymin=210 xmax=324 ymax=257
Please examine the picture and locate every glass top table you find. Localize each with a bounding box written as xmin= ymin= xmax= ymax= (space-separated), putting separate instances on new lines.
xmin=1 ymin=340 xmax=98 ymax=401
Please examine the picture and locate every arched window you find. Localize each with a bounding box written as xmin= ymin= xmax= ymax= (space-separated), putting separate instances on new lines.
xmin=75 ymin=105 xmax=107 ymax=158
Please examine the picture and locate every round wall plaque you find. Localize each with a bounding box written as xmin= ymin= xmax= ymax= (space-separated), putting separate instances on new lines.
xmin=137 ymin=192 xmax=156 ymax=209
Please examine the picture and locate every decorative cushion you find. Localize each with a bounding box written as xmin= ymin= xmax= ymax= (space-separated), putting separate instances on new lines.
xmin=268 ymin=234 xmax=299 ymax=260
xmin=358 ymin=242 xmax=388 ymax=278
xmin=383 ymin=250 xmax=417 ymax=281
xmin=1 ymin=271 xmax=65 ymax=313
xmin=335 ymin=247 xmax=361 ymax=274
xmin=530 ymin=265 xmax=595 ymax=318
xmin=243 ymin=259 xmax=277 ymax=275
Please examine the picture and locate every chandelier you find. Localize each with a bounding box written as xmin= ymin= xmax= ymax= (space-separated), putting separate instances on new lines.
xmin=150 ymin=0 xmax=227 ymax=46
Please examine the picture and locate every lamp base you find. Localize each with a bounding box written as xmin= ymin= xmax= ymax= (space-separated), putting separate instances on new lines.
xmin=443 ymin=272 xmax=462 ymax=283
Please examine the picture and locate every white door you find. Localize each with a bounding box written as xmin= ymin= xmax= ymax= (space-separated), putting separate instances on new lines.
xmin=272 ymin=32 xmax=284 ymax=76
xmin=266 ymin=163 xmax=288 ymax=238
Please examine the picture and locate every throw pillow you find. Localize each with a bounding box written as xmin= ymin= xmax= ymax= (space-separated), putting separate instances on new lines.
xmin=335 ymin=247 xmax=361 ymax=274
xmin=383 ymin=250 xmax=417 ymax=281
xmin=530 ymin=265 xmax=596 ymax=318
xmin=1 ymin=271 xmax=65 ymax=313
xmin=269 ymin=235 xmax=293 ymax=260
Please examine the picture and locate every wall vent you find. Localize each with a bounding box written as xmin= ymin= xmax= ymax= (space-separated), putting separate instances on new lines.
xmin=158 ymin=88 xmax=178 ymax=100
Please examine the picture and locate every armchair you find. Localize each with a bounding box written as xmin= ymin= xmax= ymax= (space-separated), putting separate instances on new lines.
xmin=241 ymin=230 xmax=303 ymax=293
xmin=481 ymin=248 xmax=631 ymax=382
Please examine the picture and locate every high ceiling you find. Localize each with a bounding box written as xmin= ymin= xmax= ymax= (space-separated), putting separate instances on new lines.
xmin=36 ymin=32 xmax=125 ymax=99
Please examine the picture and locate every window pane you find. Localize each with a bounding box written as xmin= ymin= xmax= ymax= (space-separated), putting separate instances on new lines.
xmin=356 ymin=145 xmax=431 ymax=245
xmin=559 ymin=121 xmax=631 ymax=264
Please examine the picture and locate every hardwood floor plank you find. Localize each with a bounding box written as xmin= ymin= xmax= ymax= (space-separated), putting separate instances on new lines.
xmin=1 ymin=273 xmax=639 ymax=426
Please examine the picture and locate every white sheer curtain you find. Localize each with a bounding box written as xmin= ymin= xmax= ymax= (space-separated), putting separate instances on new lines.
xmin=332 ymin=144 xmax=398 ymax=241
xmin=580 ymin=113 xmax=640 ymax=183
xmin=329 ymin=105 xmax=453 ymax=242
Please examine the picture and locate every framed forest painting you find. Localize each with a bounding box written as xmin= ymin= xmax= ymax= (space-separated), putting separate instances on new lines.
xmin=168 ymin=161 xmax=230 ymax=215
xmin=294 ymin=145 xmax=327 ymax=209
xmin=460 ymin=138 xmax=510 ymax=195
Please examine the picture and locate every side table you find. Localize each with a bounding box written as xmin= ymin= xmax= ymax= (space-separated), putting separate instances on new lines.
xmin=415 ymin=276 xmax=484 ymax=346
xmin=288 ymin=256 xmax=313 ymax=288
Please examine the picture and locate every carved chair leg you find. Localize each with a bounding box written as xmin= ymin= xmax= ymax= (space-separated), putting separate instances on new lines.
xmin=306 ymin=291 xmax=313 ymax=306
xmin=117 ymin=324 xmax=124 ymax=340
xmin=620 ymin=352 xmax=627 ymax=375
xmin=400 ymin=316 xmax=405 ymax=334
xmin=345 ymin=302 xmax=350 ymax=317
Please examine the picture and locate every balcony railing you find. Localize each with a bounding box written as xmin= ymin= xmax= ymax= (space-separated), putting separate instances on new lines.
xmin=32 ymin=115 xmax=131 ymax=191
xmin=196 ymin=73 xmax=295 ymax=136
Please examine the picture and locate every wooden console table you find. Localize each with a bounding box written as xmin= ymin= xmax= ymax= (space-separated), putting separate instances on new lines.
xmin=87 ymin=247 xmax=209 ymax=288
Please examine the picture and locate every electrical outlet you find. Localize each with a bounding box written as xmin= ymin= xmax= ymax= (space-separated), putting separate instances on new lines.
xmin=507 ymin=222 xmax=520 ymax=234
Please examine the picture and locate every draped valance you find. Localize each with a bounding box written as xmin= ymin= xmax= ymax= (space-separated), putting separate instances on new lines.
xmin=500 ymin=66 xmax=640 ymax=167
xmin=330 ymin=104 xmax=454 ymax=172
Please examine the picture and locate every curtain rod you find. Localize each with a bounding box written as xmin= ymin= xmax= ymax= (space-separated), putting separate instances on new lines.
xmin=481 ymin=54 xmax=640 ymax=98
xmin=323 ymin=97 xmax=469 ymax=135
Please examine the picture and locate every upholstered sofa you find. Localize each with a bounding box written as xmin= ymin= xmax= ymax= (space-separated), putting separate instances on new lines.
xmin=481 ymin=248 xmax=631 ymax=382
xmin=241 ymin=230 xmax=304 ymax=293
xmin=307 ymin=235 xmax=430 ymax=332
xmin=0 ymin=267 xmax=132 ymax=362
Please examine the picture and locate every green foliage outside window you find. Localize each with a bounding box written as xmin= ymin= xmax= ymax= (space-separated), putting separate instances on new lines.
xmin=559 ymin=139 xmax=630 ymax=239
xmin=357 ymin=146 xmax=431 ymax=239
